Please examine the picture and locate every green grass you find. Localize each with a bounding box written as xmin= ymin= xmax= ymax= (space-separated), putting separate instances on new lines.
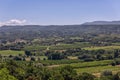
xmin=37 ymin=56 xmax=48 ymax=60
xmin=0 ymin=50 xmax=24 ymax=56
xmin=39 ymin=59 xmax=83 ymax=66
xmin=49 ymin=60 xmax=117 ymax=74
xmin=46 ymin=60 xmax=115 ymax=74
xmin=46 ymin=60 xmax=113 ymax=69
xmin=70 ymin=37 xmax=83 ymax=40
xmin=50 ymin=42 xmax=91 ymax=50
xmin=67 ymin=56 xmax=78 ymax=59
xmin=63 ymin=60 xmax=113 ymax=69
xmin=112 ymin=42 xmax=120 ymax=46
xmin=83 ymin=46 xmax=120 ymax=50
xmin=75 ymin=65 xmax=120 ymax=74
xmin=23 ymin=42 xmax=91 ymax=51
xmin=23 ymin=45 xmax=48 ymax=51
xmin=58 ymin=60 xmax=118 ymax=74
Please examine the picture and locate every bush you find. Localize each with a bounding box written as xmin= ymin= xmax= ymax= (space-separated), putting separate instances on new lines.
xmin=101 ymin=70 xmax=112 ymax=77
xmin=13 ymin=56 xmax=22 ymax=61
xmin=60 ymin=65 xmax=77 ymax=80
xmin=76 ymin=73 xmax=95 ymax=80
xmin=84 ymin=58 xmax=94 ymax=62
xmin=30 ymin=57 xmax=36 ymax=61
xmin=111 ymin=62 xmax=116 ymax=66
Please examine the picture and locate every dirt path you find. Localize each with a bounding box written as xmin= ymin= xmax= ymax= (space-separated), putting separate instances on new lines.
xmin=47 ymin=65 xmax=60 ymax=68
xmin=46 ymin=46 xmax=50 ymax=50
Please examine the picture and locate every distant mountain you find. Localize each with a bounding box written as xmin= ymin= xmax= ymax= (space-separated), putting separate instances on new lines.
xmin=0 ymin=21 xmax=120 ymax=41
xmin=82 ymin=21 xmax=120 ymax=25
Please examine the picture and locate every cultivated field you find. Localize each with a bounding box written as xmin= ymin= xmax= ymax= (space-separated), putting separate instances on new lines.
xmin=0 ymin=50 xmax=24 ymax=56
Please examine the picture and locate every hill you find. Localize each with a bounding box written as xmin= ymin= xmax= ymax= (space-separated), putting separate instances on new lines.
xmin=0 ymin=21 xmax=120 ymax=41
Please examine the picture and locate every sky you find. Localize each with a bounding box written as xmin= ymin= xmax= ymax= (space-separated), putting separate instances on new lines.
xmin=0 ymin=0 xmax=120 ymax=25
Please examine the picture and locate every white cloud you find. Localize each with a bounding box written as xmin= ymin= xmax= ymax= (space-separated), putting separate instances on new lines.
xmin=0 ymin=19 xmax=27 ymax=27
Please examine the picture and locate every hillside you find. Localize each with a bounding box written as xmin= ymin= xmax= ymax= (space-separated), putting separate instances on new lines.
xmin=0 ymin=22 xmax=120 ymax=41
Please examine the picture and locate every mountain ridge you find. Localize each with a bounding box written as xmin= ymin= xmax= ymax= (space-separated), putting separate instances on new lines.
xmin=82 ymin=21 xmax=120 ymax=25
xmin=1 ymin=20 xmax=120 ymax=27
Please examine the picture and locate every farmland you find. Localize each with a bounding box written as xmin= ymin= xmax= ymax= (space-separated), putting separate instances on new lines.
xmin=0 ymin=50 xmax=24 ymax=56
xmin=75 ymin=65 xmax=120 ymax=74
xmin=84 ymin=46 xmax=120 ymax=50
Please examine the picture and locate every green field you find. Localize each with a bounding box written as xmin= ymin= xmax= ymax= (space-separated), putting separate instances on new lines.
xmin=46 ymin=60 xmax=118 ymax=74
xmin=15 ymin=59 xmax=120 ymax=77
xmin=83 ymin=46 xmax=120 ymax=50
xmin=23 ymin=43 xmax=120 ymax=51
xmin=50 ymin=42 xmax=91 ymax=50
xmin=59 ymin=60 xmax=120 ymax=75
xmin=0 ymin=50 xmax=24 ymax=56
xmin=23 ymin=45 xmax=48 ymax=51
xmin=75 ymin=65 xmax=120 ymax=74
xmin=63 ymin=60 xmax=113 ymax=69
xmin=37 ymin=56 xmax=48 ymax=60
xmin=23 ymin=42 xmax=91 ymax=51
xmin=39 ymin=59 xmax=83 ymax=65
xmin=112 ymin=42 xmax=120 ymax=46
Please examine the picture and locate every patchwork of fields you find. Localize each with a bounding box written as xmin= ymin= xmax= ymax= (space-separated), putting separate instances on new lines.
xmin=1 ymin=44 xmax=120 ymax=76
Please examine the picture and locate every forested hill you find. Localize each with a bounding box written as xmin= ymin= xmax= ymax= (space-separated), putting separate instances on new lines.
xmin=0 ymin=23 xmax=120 ymax=41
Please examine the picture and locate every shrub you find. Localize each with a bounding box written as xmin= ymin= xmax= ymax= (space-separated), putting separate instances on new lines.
xmin=101 ymin=70 xmax=112 ymax=77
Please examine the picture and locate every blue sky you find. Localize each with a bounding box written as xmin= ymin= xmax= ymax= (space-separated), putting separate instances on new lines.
xmin=0 ymin=0 xmax=120 ymax=25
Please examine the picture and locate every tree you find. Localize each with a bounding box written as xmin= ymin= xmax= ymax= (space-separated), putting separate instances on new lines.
xmin=76 ymin=73 xmax=95 ymax=80
xmin=47 ymin=70 xmax=64 ymax=80
xmin=113 ymin=72 xmax=120 ymax=80
xmin=111 ymin=61 xmax=116 ymax=66
xmin=114 ymin=49 xmax=120 ymax=58
xmin=101 ymin=70 xmax=112 ymax=77
xmin=60 ymin=65 xmax=77 ymax=80
xmin=48 ymin=52 xmax=65 ymax=60
xmin=30 ymin=57 xmax=36 ymax=61
xmin=0 ymin=68 xmax=18 ymax=80
xmin=13 ymin=56 xmax=22 ymax=61
xmin=25 ymin=51 xmax=32 ymax=57
xmin=5 ymin=60 xmax=25 ymax=80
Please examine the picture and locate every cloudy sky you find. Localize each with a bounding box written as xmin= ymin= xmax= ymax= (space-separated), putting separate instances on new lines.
xmin=0 ymin=0 xmax=120 ymax=25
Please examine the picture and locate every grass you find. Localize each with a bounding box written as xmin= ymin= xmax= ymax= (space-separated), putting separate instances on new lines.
xmin=0 ymin=50 xmax=24 ymax=56
xmin=52 ymin=60 xmax=119 ymax=74
xmin=67 ymin=56 xmax=78 ymax=59
xmin=37 ymin=56 xmax=48 ymax=60
xmin=46 ymin=60 xmax=113 ymax=69
xmin=57 ymin=60 xmax=119 ymax=75
xmin=46 ymin=60 xmax=116 ymax=75
xmin=112 ymin=42 xmax=120 ymax=46
xmin=23 ymin=45 xmax=48 ymax=51
xmin=39 ymin=59 xmax=83 ymax=66
xmin=63 ymin=60 xmax=113 ymax=69
xmin=83 ymin=46 xmax=120 ymax=50
xmin=75 ymin=65 xmax=120 ymax=74
xmin=23 ymin=42 xmax=91 ymax=51
xmin=50 ymin=42 xmax=91 ymax=50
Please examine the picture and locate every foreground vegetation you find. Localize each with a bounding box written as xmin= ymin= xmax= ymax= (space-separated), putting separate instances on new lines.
xmin=0 ymin=60 xmax=120 ymax=80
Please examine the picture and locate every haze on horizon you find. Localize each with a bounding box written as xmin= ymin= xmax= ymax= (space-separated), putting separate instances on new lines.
xmin=0 ymin=0 xmax=120 ymax=25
